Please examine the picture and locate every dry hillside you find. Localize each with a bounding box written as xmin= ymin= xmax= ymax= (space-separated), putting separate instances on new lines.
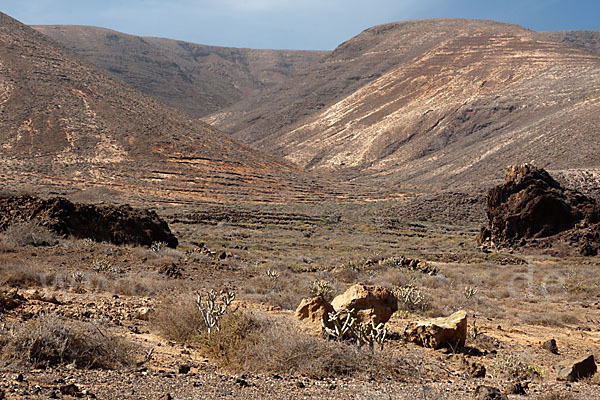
xmin=0 ymin=13 xmax=332 ymax=206
xmin=34 ymin=25 xmax=327 ymax=117
xmin=543 ymin=30 xmax=600 ymax=56
xmin=206 ymin=19 xmax=600 ymax=190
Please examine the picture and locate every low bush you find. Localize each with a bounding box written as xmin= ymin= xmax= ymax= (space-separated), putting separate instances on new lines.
xmin=1 ymin=220 xmax=58 ymax=247
xmin=0 ymin=314 xmax=136 ymax=369
xmin=151 ymin=296 xmax=204 ymax=342
xmin=197 ymin=311 xmax=402 ymax=379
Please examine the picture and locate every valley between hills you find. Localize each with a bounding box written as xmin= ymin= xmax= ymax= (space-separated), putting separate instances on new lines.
xmin=0 ymin=10 xmax=599 ymax=400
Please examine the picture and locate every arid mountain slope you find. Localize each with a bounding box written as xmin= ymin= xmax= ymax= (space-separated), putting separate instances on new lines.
xmin=208 ymin=19 xmax=600 ymax=189
xmin=33 ymin=25 xmax=327 ymax=117
xmin=0 ymin=12 xmax=330 ymax=205
xmin=543 ymin=30 xmax=600 ymax=56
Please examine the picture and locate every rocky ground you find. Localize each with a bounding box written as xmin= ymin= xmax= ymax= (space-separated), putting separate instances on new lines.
xmin=0 ymin=191 xmax=599 ymax=399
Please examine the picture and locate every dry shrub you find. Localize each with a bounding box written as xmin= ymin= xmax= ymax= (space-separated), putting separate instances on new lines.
xmin=112 ymin=275 xmax=158 ymax=296
xmin=0 ymin=314 xmax=136 ymax=369
xmin=2 ymin=220 xmax=58 ymax=247
xmin=0 ymin=263 xmax=43 ymax=288
xmin=198 ymin=311 xmax=402 ymax=379
xmin=490 ymin=353 xmax=541 ymax=381
xmin=242 ymin=272 xmax=312 ymax=310
xmin=151 ymin=296 xmax=203 ymax=342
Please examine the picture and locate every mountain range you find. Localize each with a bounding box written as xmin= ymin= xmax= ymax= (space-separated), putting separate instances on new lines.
xmin=3 ymin=13 xmax=600 ymax=200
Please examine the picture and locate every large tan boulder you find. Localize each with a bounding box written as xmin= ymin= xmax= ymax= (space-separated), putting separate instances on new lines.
xmin=331 ymin=284 xmax=397 ymax=324
xmin=404 ymin=310 xmax=467 ymax=349
xmin=295 ymin=296 xmax=335 ymax=334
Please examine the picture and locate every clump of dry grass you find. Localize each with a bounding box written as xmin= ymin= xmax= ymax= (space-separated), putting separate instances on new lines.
xmin=490 ymin=353 xmax=542 ymax=381
xmin=0 ymin=263 xmax=44 ymax=288
xmin=197 ymin=311 xmax=403 ymax=379
xmin=0 ymin=314 xmax=137 ymax=369
xmin=151 ymin=295 xmax=204 ymax=342
xmin=1 ymin=220 xmax=58 ymax=247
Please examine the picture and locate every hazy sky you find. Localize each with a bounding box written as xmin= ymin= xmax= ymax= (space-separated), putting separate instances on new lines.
xmin=3 ymin=0 xmax=600 ymax=50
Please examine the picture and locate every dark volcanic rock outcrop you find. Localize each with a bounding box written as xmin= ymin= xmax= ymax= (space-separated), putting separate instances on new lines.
xmin=0 ymin=195 xmax=177 ymax=247
xmin=478 ymin=164 xmax=600 ymax=255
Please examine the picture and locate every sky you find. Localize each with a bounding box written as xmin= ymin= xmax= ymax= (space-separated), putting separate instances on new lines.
xmin=2 ymin=0 xmax=600 ymax=50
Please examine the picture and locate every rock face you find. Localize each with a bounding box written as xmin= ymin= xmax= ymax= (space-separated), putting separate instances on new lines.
xmin=295 ymin=296 xmax=335 ymax=334
xmin=479 ymin=164 xmax=600 ymax=255
xmin=0 ymin=195 xmax=177 ymax=248
xmin=331 ymin=284 xmax=397 ymax=324
xmin=556 ymin=354 xmax=597 ymax=382
xmin=404 ymin=310 xmax=467 ymax=349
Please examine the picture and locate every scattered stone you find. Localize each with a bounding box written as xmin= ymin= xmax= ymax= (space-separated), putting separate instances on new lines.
xmin=556 ymin=354 xmax=597 ymax=382
xmin=506 ymin=382 xmax=526 ymax=395
xmin=404 ymin=310 xmax=467 ymax=349
xmin=331 ymin=284 xmax=397 ymax=324
xmin=178 ymin=364 xmax=191 ymax=374
xmin=542 ymin=338 xmax=559 ymax=354
xmin=475 ymin=385 xmax=508 ymax=400
xmin=159 ymin=394 xmax=172 ymax=400
xmin=468 ymin=361 xmax=486 ymax=378
xmin=235 ymin=377 xmax=250 ymax=387
xmin=134 ymin=307 xmax=153 ymax=321
xmin=15 ymin=373 xmax=23 ymax=382
xmin=0 ymin=289 xmax=26 ymax=312
xmin=295 ymin=296 xmax=335 ymax=334
xmin=159 ymin=263 xmax=184 ymax=278
xmin=219 ymin=251 xmax=227 ymax=260
xmin=59 ymin=384 xmax=80 ymax=396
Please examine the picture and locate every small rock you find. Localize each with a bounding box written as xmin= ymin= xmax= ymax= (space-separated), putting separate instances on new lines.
xmin=235 ymin=377 xmax=250 ymax=387
xmin=542 ymin=338 xmax=559 ymax=354
xmin=219 ymin=251 xmax=227 ymax=260
xmin=15 ymin=373 xmax=24 ymax=382
xmin=178 ymin=364 xmax=191 ymax=374
xmin=404 ymin=310 xmax=467 ymax=349
xmin=60 ymin=383 xmax=80 ymax=396
xmin=506 ymin=382 xmax=526 ymax=395
xmin=475 ymin=385 xmax=508 ymax=400
xmin=331 ymin=283 xmax=397 ymax=324
xmin=557 ymin=354 xmax=597 ymax=382
xmin=469 ymin=362 xmax=487 ymax=378
xmin=159 ymin=394 xmax=172 ymax=400
xmin=134 ymin=307 xmax=153 ymax=321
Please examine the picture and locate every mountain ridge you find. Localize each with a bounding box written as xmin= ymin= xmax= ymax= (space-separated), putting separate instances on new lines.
xmin=33 ymin=25 xmax=327 ymax=118
xmin=0 ymin=12 xmax=333 ymax=205
xmin=205 ymin=19 xmax=600 ymax=190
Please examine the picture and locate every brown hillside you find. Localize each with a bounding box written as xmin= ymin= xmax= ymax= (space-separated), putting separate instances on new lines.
xmin=0 ymin=12 xmax=331 ymax=205
xmin=33 ymin=25 xmax=327 ymax=117
xmin=543 ymin=30 xmax=600 ymax=56
xmin=207 ymin=19 xmax=600 ymax=190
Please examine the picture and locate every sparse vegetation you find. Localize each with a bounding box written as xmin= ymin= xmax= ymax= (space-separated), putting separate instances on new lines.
xmin=1 ymin=220 xmax=58 ymax=247
xmin=0 ymin=314 xmax=136 ymax=369
xmin=197 ymin=311 xmax=400 ymax=379
xmin=490 ymin=353 xmax=542 ymax=381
